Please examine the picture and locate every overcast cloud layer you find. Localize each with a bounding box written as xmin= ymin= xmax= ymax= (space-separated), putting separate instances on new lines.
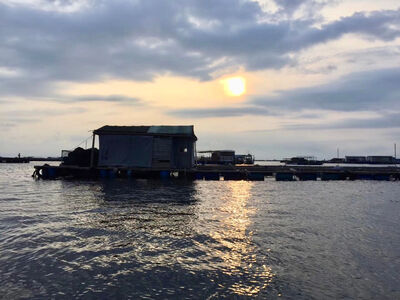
xmin=1 ymin=0 xmax=400 ymax=98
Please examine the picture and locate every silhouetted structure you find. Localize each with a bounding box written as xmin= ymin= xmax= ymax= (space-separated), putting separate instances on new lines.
xmin=366 ymin=156 xmax=396 ymax=164
xmin=281 ymin=156 xmax=323 ymax=165
xmin=62 ymin=147 xmax=98 ymax=167
xmin=197 ymin=150 xmax=235 ymax=165
xmin=345 ymin=156 xmax=367 ymax=163
xmin=235 ymin=154 xmax=255 ymax=164
xmin=0 ymin=157 xmax=29 ymax=163
xmin=93 ymin=125 xmax=197 ymax=169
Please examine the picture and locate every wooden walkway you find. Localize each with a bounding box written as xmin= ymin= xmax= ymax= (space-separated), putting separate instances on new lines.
xmin=33 ymin=164 xmax=400 ymax=181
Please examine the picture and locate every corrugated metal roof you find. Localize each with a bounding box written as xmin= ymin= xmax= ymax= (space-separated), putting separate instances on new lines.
xmin=94 ymin=126 xmax=150 ymax=135
xmin=94 ymin=125 xmax=197 ymax=140
xmin=147 ymin=125 xmax=193 ymax=135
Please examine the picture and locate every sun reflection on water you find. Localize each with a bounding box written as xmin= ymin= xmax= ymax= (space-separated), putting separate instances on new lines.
xmin=55 ymin=180 xmax=276 ymax=297
xmin=208 ymin=181 xmax=275 ymax=296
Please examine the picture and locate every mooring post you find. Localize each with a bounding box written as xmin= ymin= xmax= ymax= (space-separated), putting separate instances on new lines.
xmin=90 ymin=132 xmax=95 ymax=168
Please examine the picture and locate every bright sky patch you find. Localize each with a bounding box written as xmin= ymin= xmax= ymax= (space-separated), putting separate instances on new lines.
xmin=223 ymin=77 xmax=246 ymax=97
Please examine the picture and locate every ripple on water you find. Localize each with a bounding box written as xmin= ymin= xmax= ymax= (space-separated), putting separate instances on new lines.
xmin=0 ymin=164 xmax=400 ymax=299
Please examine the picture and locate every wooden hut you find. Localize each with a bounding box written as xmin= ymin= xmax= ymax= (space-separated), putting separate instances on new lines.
xmin=91 ymin=125 xmax=197 ymax=169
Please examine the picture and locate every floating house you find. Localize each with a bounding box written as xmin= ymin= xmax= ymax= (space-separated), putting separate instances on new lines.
xmin=0 ymin=157 xmax=30 ymax=163
xmin=281 ymin=156 xmax=323 ymax=165
xmin=91 ymin=125 xmax=197 ymax=169
xmin=234 ymin=154 xmax=255 ymax=164
xmin=197 ymin=150 xmax=236 ymax=165
xmin=345 ymin=156 xmax=367 ymax=163
xmin=366 ymin=156 xmax=396 ymax=164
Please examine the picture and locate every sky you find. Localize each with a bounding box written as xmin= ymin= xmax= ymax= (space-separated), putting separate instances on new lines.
xmin=0 ymin=0 xmax=399 ymax=159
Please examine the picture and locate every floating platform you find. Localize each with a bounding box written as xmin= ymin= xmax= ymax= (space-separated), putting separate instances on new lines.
xmin=1 ymin=157 xmax=30 ymax=163
xmin=33 ymin=164 xmax=400 ymax=181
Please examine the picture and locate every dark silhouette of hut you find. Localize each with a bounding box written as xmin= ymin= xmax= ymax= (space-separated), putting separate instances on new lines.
xmin=91 ymin=125 xmax=197 ymax=169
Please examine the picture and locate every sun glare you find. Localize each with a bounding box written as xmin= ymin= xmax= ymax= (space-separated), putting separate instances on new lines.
xmin=223 ymin=77 xmax=246 ymax=96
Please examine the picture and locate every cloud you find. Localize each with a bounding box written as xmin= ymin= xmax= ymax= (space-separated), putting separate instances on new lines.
xmin=253 ymin=67 xmax=400 ymax=112
xmin=0 ymin=106 xmax=87 ymax=128
xmin=0 ymin=1 xmax=399 ymax=99
xmin=168 ymin=106 xmax=273 ymax=118
xmin=169 ymin=67 xmax=400 ymax=119
xmin=274 ymin=0 xmax=332 ymax=18
xmin=60 ymin=95 xmax=142 ymax=105
xmin=0 ymin=94 xmax=142 ymax=106
xmin=283 ymin=112 xmax=400 ymax=130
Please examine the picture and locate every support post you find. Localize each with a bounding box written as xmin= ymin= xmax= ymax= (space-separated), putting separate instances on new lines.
xmin=193 ymin=141 xmax=197 ymax=166
xmin=90 ymin=133 xmax=95 ymax=168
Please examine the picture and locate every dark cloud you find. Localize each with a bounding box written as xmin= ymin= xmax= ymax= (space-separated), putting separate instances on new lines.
xmin=168 ymin=106 xmax=273 ymax=118
xmin=274 ymin=0 xmax=331 ymax=17
xmin=61 ymin=95 xmax=142 ymax=105
xmin=0 ymin=1 xmax=399 ymax=99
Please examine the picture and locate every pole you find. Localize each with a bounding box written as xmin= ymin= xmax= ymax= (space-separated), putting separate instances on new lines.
xmin=337 ymin=148 xmax=339 ymax=158
xmin=90 ymin=132 xmax=95 ymax=168
xmin=395 ymin=143 xmax=397 ymax=159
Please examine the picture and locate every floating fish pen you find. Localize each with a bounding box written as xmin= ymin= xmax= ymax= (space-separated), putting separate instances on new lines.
xmin=32 ymin=124 xmax=400 ymax=182
xmin=33 ymin=163 xmax=400 ymax=182
xmin=1 ymin=157 xmax=30 ymax=163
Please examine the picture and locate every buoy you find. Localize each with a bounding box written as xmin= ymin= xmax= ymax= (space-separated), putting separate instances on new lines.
xmin=160 ymin=171 xmax=170 ymax=179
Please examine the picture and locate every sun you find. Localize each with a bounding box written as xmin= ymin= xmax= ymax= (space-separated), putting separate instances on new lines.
xmin=223 ymin=77 xmax=246 ymax=96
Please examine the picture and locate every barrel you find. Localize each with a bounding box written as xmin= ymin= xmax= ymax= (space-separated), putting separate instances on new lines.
xmin=275 ymin=172 xmax=295 ymax=181
xmin=247 ymin=172 xmax=265 ymax=181
xmin=222 ymin=172 xmax=246 ymax=180
xmin=320 ymin=173 xmax=346 ymax=181
xmin=297 ymin=173 xmax=317 ymax=181
xmin=203 ymin=172 xmax=220 ymax=180
xmin=195 ymin=173 xmax=204 ymax=180
xmin=160 ymin=171 xmax=170 ymax=179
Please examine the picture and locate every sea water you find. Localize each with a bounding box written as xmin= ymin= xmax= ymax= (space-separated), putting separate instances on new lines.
xmin=0 ymin=163 xmax=399 ymax=299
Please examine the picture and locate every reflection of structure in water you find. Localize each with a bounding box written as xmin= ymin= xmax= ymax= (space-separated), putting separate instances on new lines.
xmin=70 ymin=179 xmax=198 ymax=235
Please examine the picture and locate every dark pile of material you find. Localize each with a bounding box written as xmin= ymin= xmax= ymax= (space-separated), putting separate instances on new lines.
xmin=62 ymin=147 xmax=98 ymax=167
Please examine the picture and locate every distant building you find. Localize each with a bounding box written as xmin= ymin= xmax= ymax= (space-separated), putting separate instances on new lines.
xmin=281 ymin=156 xmax=323 ymax=165
xmin=366 ymin=156 xmax=396 ymax=164
xmin=328 ymin=158 xmax=345 ymax=163
xmin=212 ymin=150 xmax=235 ymax=164
xmin=345 ymin=156 xmax=367 ymax=163
xmin=235 ymin=154 xmax=255 ymax=164
xmin=93 ymin=125 xmax=197 ymax=169
xmin=197 ymin=150 xmax=235 ymax=165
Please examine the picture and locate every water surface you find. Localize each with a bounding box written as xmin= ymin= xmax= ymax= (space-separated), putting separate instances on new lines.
xmin=0 ymin=163 xmax=399 ymax=299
